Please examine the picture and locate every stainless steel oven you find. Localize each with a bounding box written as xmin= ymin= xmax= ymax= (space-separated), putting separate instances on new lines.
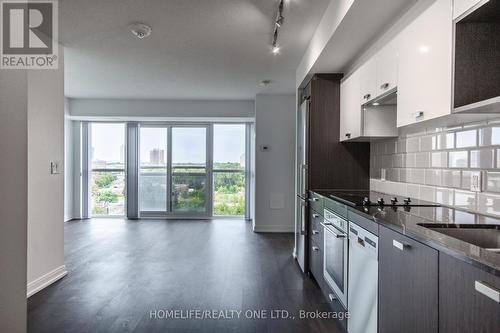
xmin=322 ymin=208 xmax=348 ymax=307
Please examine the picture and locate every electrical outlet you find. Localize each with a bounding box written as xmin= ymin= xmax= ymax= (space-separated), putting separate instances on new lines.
xmin=470 ymin=171 xmax=482 ymax=192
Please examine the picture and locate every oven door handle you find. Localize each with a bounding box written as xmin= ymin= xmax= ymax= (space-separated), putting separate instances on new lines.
xmin=322 ymin=223 xmax=347 ymax=238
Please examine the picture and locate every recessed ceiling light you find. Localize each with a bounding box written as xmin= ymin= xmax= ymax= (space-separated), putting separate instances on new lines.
xmin=129 ymin=23 xmax=152 ymax=39
xmin=372 ymin=102 xmax=380 ymax=106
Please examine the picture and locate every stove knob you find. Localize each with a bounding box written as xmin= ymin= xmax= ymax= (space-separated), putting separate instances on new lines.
xmin=377 ymin=198 xmax=385 ymax=206
xmin=404 ymin=197 xmax=412 ymax=205
xmin=390 ymin=197 xmax=398 ymax=205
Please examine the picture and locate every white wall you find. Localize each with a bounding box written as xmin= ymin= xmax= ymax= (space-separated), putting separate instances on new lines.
xmin=64 ymin=99 xmax=75 ymax=221
xmin=0 ymin=70 xmax=28 ymax=332
xmin=68 ymin=98 xmax=255 ymax=120
xmin=27 ymin=47 xmax=67 ymax=297
xmin=254 ymin=94 xmax=296 ymax=232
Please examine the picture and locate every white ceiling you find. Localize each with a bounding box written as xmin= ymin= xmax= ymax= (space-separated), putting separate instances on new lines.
xmin=60 ymin=0 xmax=330 ymax=99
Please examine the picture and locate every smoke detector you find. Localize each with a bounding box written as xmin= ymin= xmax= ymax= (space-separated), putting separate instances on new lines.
xmin=129 ymin=23 xmax=152 ymax=39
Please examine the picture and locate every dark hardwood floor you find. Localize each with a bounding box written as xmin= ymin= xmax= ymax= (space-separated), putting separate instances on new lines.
xmin=28 ymin=218 xmax=342 ymax=333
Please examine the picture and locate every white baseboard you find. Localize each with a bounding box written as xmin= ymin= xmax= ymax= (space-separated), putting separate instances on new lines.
xmin=27 ymin=265 xmax=67 ymax=298
xmin=253 ymin=224 xmax=295 ymax=233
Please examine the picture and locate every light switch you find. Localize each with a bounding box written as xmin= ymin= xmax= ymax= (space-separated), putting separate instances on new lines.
xmin=50 ymin=162 xmax=60 ymax=174
xmin=470 ymin=171 xmax=482 ymax=192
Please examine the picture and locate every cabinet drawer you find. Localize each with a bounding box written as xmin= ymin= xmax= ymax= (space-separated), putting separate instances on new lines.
xmin=309 ymin=241 xmax=323 ymax=283
xmin=309 ymin=192 xmax=324 ymax=213
xmin=309 ymin=212 xmax=324 ymax=248
xmin=439 ymin=254 xmax=500 ymax=333
xmin=379 ymin=226 xmax=438 ymax=333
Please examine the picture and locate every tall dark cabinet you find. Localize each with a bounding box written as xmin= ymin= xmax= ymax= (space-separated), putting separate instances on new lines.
xmin=301 ymin=74 xmax=370 ymax=191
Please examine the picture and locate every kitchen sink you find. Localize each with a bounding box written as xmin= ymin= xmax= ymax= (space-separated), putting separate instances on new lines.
xmin=417 ymin=224 xmax=500 ymax=251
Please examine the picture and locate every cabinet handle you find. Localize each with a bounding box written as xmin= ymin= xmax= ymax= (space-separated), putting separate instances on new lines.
xmin=393 ymin=239 xmax=410 ymax=251
xmin=363 ymin=93 xmax=371 ymax=100
xmin=345 ymin=133 xmax=351 ymax=138
xmin=380 ymin=82 xmax=390 ymax=90
xmin=312 ymin=230 xmax=319 ymax=235
xmin=413 ymin=111 xmax=424 ymax=119
xmin=312 ymin=246 xmax=320 ymax=252
xmin=475 ymin=281 xmax=500 ymax=303
xmin=328 ymin=293 xmax=337 ymax=302
xmin=312 ymin=213 xmax=319 ymax=218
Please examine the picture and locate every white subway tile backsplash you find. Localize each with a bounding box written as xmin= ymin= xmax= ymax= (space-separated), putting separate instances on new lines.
xmin=435 ymin=188 xmax=454 ymax=206
xmin=461 ymin=171 xmax=472 ymax=190
xmin=448 ymin=151 xmax=468 ymax=168
xmin=397 ymin=139 xmax=406 ymax=153
xmin=486 ymin=172 xmax=500 ymax=193
xmin=479 ymin=127 xmax=500 ymax=146
xmin=470 ymin=149 xmax=494 ymax=169
xmin=420 ymin=185 xmax=436 ymax=202
xmin=477 ymin=193 xmax=500 ymax=216
xmin=370 ymin=118 xmax=500 ymax=217
xmin=409 ymin=169 xmax=425 ymax=184
xmin=420 ymin=136 xmax=433 ymax=151
xmin=454 ymin=190 xmax=476 ymax=210
xmin=415 ymin=152 xmax=431 ymax=168
xmin=407 ymin=184 xmax=420 ymax=198
xmin=425 ymin=169 xmax=442 ymax=186
xmin=456 ymin=129 xmax=477 ymax=148
xmin=406 ymin=137 xmax=420 ymax=153
xmin=434 ymin=132 xmax=455 ymax=150
xmin=431 ymin=152 xmax=447 ymax=168
xmin=406 ymin=153 xmax=416 ymax=168
xmin=442 ymin=170 xmax=461 ymax=188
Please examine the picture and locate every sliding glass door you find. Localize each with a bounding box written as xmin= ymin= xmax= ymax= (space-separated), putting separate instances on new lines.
xmin=139 ymin=127 xmax=168 ymax=212
xmin=171 ymin=126 xmax=209 ymax=214
xmin=139 ymin=125 xmax=210 ymax=217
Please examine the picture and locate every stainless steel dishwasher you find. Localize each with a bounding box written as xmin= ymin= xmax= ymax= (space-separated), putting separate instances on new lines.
xmin=347 ymin=222 xmax=378 ymax=333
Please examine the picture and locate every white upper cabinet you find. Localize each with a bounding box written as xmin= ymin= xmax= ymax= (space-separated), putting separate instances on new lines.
xmin=453 ymin=0 xmax=482 ymax=19
xmin=397 ymin=0 xmax=453 ymax=127
xmin=340 ymin=71 xmax=361 ymax=141
xmin=376 ymin=37 xmax=399 ymax=97
xmin=359 ymin=57 xmax=378 ymax=104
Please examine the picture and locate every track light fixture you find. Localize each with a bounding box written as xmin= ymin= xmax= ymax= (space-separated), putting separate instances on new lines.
xmin=271 ymin=0 xmax=285 ymax=54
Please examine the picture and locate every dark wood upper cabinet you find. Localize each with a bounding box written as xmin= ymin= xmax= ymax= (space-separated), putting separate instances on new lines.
xmin=302 ymin=74 xmax=370 ymax=191
xmin=454 ymin=0 xmax=500 ymax=111
xmin=378 ymin=226 xmax=438 ymax=333
xmin=439 ymin=253 xmax=500 ymax=333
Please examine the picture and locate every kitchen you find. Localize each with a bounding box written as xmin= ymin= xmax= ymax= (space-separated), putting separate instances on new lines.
xmin=1 ymin=0 xmax=499 ymax=332
xmin=295 ymin=0 xmax=500 ymax=332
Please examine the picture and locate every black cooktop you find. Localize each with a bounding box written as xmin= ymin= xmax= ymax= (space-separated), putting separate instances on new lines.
xmin=320 ymin=190 xmax=441 ymax=208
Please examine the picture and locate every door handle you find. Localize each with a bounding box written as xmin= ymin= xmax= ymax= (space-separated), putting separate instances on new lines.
xmin=393 ymin=239 xmax=410 ymax=251
xmin=475 ymin=281 xmax=500 ymax=303
xmin=380 ymin=82 xmax=390 ymax=90
xmin=328 ymin=294 xmax=337 ymax=302
xmin=363 ymin=93 xmax=371 ymax=100
xmin=312 ymin=246 xmax=320 ymax=252
xmin=312 ymin=213 xmax=319 ymax=218
xmin=312 ymin=230 xmax=319 ymax=235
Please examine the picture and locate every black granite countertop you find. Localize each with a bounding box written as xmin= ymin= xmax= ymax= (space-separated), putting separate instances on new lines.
xmin=311 ymin=189 xmax=500 ymax=277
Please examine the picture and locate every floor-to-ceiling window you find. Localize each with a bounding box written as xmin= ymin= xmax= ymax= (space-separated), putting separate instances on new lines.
xmin=86 ymin=122 xmax=249 ymax=218
xmin=90 ymin=123 xmax=126 ymax=216
xmin=212 ymin=124 xmax=247 ymax=216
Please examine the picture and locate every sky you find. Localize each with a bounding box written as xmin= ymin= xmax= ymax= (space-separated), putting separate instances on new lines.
xmin=91 ymin=123 xmax=246 ymax=165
